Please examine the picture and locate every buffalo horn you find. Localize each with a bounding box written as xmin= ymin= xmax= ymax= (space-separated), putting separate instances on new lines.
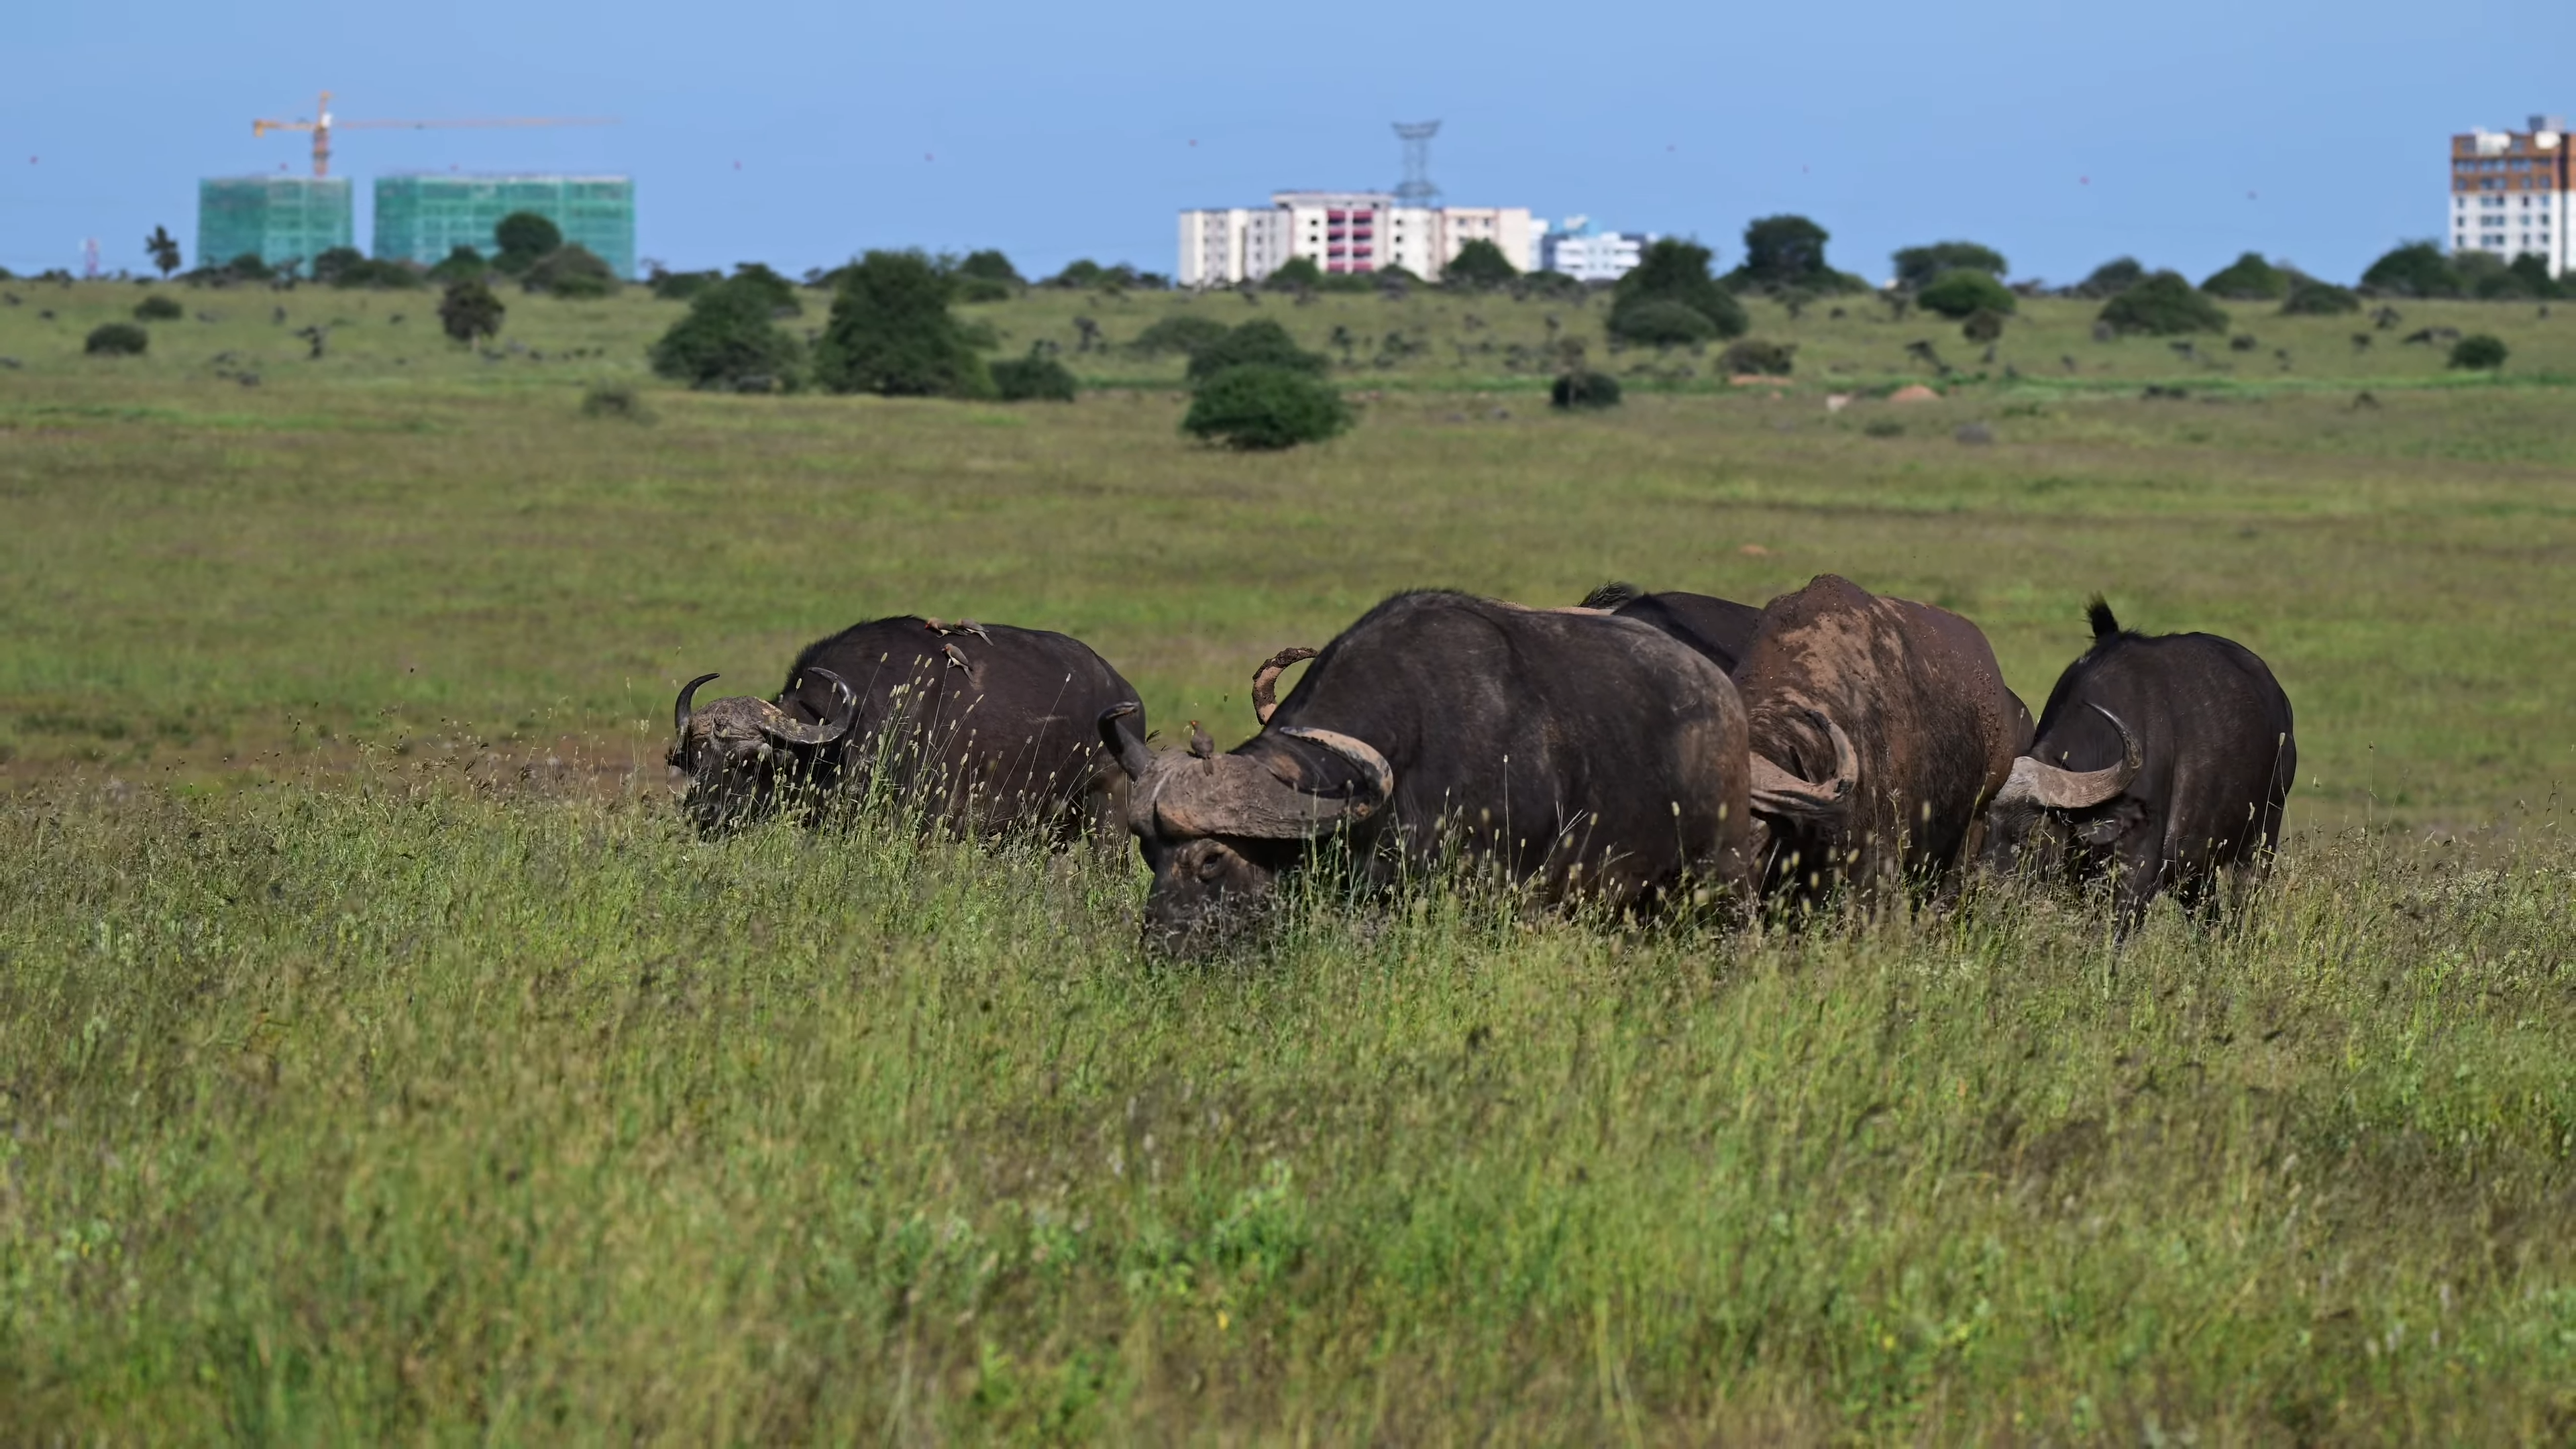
xmin=1097 ymin=702 xmax=1154 ymax=781
xmin=1277 ymin=727 xmax=1394 ymax=811
xmin=1249 ymin=646 xmax=1318 ymax=725
xmin=1998 ymin=704 xmax=2141 ymax=810
xmin=1749 ymin=710 xmax=1860 ymax=820
xmin=759 ymin=667 xmax=859 ymax=747
xmin=674 ymin=672 xmax=720 ymax=741
xmin=1139 ymin=726 xmax=1393 ymax=840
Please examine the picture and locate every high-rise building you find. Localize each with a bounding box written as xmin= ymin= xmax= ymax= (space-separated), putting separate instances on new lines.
xmin=372 ymin=174 xmax=637 ymax=276
xmin=1536 ymin=219 xmax=1652 ymax=283
xmin=1178 ymin=192 xmax=1536 ymax=287
xmin=196 ymin=177 xmax=354 ymax=270
xmin=2449 ymin=115 xmax=2569 ymax=276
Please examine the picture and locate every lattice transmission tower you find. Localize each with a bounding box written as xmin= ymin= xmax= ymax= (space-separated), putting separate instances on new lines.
xmin=1393 ymin=121 xmax=1442 ymax=209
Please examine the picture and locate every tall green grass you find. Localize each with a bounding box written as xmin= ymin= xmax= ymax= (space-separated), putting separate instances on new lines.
xmin=4 ymin=771 xmax=2570 ymax=1440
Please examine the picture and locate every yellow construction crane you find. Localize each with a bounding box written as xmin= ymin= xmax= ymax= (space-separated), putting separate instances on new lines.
xmin=252 ymin=91 xmax=616 ymax=178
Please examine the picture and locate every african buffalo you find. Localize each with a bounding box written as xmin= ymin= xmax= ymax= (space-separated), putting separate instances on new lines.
xmin=1577 ymin=582 xmax=1766 ymax=674
xmin=1731 ymin=574 xmax=2035 ymax=897
xmin=1978 ymin=598 xmax=2295 ymax=922
xmin=1098 ymin=590 xmax=1758 ymax=942
xmin=670 ymin=616 xmax=1143 ymax=842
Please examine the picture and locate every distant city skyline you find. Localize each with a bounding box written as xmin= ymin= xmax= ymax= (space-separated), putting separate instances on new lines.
xmin=5 ymin=0 xmax=2572 ymax=285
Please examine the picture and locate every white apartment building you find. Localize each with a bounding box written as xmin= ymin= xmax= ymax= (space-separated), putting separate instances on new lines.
xmin=1178 ymin=191 xmax=1537 ymax=286
xmin=1535 ymin=219 xmax=1653 ymax=282
xmin=2449 ymin=115 xmax=2571 ymax=277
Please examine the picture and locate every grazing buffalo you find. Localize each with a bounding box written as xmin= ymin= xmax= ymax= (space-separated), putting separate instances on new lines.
xmin=1731 ymin=574 xmax=2035 ymax=897
xmin=1098 ymin=590 xmax=1757 ymax=942
xmin=1577 ymin=582 xmax=1766 ymax=674
xmin=670 ymin=616 xmax=1143 ymax=842
xmin=1979 ymin=599 xmax=2295 ymax=922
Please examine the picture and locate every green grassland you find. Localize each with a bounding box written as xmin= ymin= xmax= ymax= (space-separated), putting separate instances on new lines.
xmin=1 ymin=277 xmax=2573 ymax=1440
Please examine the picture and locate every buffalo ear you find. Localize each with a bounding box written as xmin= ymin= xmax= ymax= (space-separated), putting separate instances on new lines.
xmin=1097 ymin=702 xmax=1153 ymax=781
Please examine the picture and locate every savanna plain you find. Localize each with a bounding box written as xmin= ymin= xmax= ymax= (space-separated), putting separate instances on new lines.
xmin=2 ymin=279 xmax=2573 ymax=1441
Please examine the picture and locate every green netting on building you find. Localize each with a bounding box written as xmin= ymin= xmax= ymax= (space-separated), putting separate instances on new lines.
xmin=196 ymin=178 xmax=354 ymax=270
xmin=372 ymin=175 xmax=636 ymax=277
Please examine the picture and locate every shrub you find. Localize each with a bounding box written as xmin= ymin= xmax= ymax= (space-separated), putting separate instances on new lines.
xmin=649 ymin=268 xmax=720 ymax=301
xmin=439 ymin=279 xmax=505 ymax=345
xmin=2361 ymin=241 xmax=2460 ymax=299
xmin=991 ymin=351 xmax=1079 ymax=402
xmin=1444 ymin=239 xmax=1519 ymax=290
xmin=131 ymin=294 xmax=184 ymax=323
xmin=1961 ymin=309 xmax=2007 ymax=343
xmin=1550 ymin=370 xmax=1623 ymax=409
xmin=1612 ymin=299 xmax=1718 ymax=345
xmin=1717 ymin=338 xmax=1795 ymax=376
xmin=1917 ymin=269 xmax=2017 ymax=319
xmin=1609 ymin=239 xmax=1746 ymax=342
xmin=1892 ymin=241 xmax=2007 ymax=292
xmin=312 ymin=246 xmax=367 ymax=285
xmin=956 ymin=249 xmax=1022 ymax=285
xmin=2098 ymin=272 xmax=2229 ymax=335
xmin=493 ymin=212 xmax=563 ymax=274
xmin=2453 ymin=250 xmax=2556 ymax=301
xmin=2074 ymin=257 xmax=2145 ymax=298
xmin=1265 ymin=256 xmax=1327 ymax=292
xmin=2449 ymin=333 xmax=2508 ymax=370
xmin=1185 ymin=319 xmax=1328 ymax=382
xmin=2280 ymin=279 xmax=2361 ymax=315
xmin=1728 ymin=215 xmax=1866 ymax=293
xmin=649 ymin=276 xmax=806 ymax=391
xmin=813 ymin=250 xmax=992 ymax=398
xmin=2504 ymin=254 xmax=2563 ymax=300
xmin=1183 ymin=365 xmax=1350 ymax=449
xmin=728 ymin=263 xmax=801 ymax=314
xmin=2201 ymin=252 xmax=2289 ymax=300
xmin=427 ymin=246 xmax=486 ymax=284
xmin=580 ymin=382 xmax=654 ymax=421
xmin=1130 ymin=314 xmax=1230 ymax=358
xmin=84 ymin=322 xmax=148 ymax=356
xmin=522 ymin=245 xmax=619 ymax=299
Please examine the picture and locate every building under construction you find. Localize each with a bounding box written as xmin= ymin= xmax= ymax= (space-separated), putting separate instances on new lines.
xmin=196 ymin=177 xmax=353 ymax=270
xmin=372 ymin=174 xmax=636 ymax=276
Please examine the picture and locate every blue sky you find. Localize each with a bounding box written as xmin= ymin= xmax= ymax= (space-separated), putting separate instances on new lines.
xmin=3 ymin=0 xmax=2567 ymax=284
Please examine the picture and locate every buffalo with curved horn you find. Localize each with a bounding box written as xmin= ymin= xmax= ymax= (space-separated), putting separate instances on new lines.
xmin=1980 ymin=598 xmax=2294 ymax=923
xmin=669 ymin=616 xmax=1145 ymax=842
xmin=1729 ymin=574 xmax=2033 ymax=898
xmin=1099 ymin=590 xmax=1758 ymax=944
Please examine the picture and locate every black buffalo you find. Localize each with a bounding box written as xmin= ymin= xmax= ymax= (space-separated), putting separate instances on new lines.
xmin=1098 ymin=590 xmax=1757 ymax=941
xmin=670 ymin=616 xmax=1143 ymax=842
xmin=1730 ymin=574 xmax=2035 ymax=897
xmin=1979 ymin=598 xmax=2295 ymax=921
xmin=1578 ymin=582 xmax=1766 ymax=674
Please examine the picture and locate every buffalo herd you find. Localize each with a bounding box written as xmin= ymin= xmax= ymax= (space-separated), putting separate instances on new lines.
xmin=669 ymin=576 xmax=2296 ymax=943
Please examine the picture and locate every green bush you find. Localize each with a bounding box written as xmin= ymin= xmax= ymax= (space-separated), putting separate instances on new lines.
xmin=439 ymin=279 xmax=505 ymax=345
xmin=131 ymin=294 xmax=184 ymax=323
xmin=1727 ymin=215 xmax=1867 ymax=293
xmin=955 ymin=249 xmax=1022 ymax=296
xmin=2098 ymin=271 xmax=2230 ymax=335
xmin=1181 ymin=365 xmax=1350 ymax=449
xmin=1961 ymin=308 xmax=2007 ymax=343
xmin=1264 ymin=256 xmax=1326 ymax=292
xmin=1130 ymin=314 xmax=1230 ymax=358
xmin=493 ymin=212 xmax=563 ymax=274
xmin=427 ymin=246 xmax=486 ymax=284
xmin=1917 ymin=269 xmax=2017 ymax=319
xmin=1609 ymin=239 xmax=1746 ymax=343
xmin=1185 ymin=319 xmax=1328 ymax=382
xmin=2200 ymin=252 xmax=2288 ymax=301
xmin=1550 ymin=370 xmax=1622 ymax=409
xmin=2453 ymin=250 xmax=2558 ymax=301
xmin=813 ymin=250 xmax=992 ymax=398
xmin=1892 ymin=241 xmax=2007 ymax=292
xmin=84 ymin=322 xmax=148 ymax=356
xmin=311 ymin=246 xmax=367 ymax=286
xmin=2361 ymin=242 xmax=2460 ymax=299
xmin=649 ymin=276 xmax=806 ymax=392
xmin=727 ymin=263 xmax=801 ymax=314
xmin=991 ymin=351 xmax=1079 ymax=402
xmin=2074 ymin=257 xmax=2145 ymax=298
xmin=521 ymin=245 xmax=619 ymax=299
xmin=1717 ymin=338 xmax=1795 ymax=376
xmin=1443 ymin=239 xmax=1519 ymax=290
xmin=2280 ymin=279 xmax=2361 ymax=315
xmin=649 ymin=268 xmax=718 ymax=301
xmin=1613 ymin=299 xmax=1719 ymax=345
xmin=2449 ymin=333 xmax=2508 ymax=370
